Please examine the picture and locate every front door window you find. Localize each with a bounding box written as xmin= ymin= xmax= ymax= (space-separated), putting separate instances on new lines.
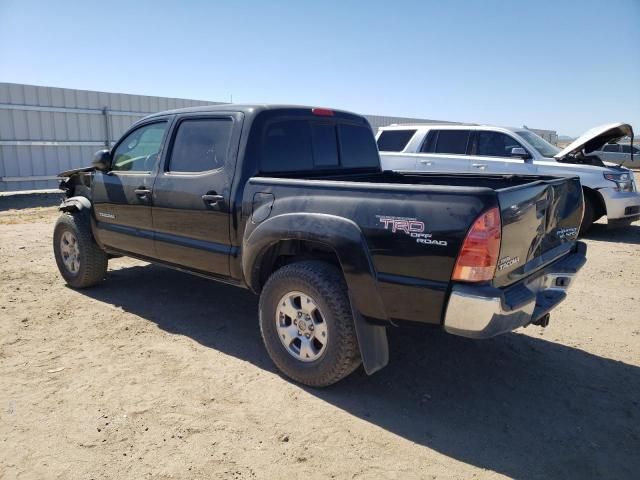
xmin=112 ymin=122 xmax=168 ymax=172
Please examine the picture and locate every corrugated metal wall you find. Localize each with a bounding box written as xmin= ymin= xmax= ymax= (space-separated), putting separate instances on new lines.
xmin=0 ymin=82 xmax=222 ymax=191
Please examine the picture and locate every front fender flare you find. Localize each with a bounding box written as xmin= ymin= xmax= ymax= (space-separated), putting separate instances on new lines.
xmin=59 ymin=196 xmax=92 ymax=213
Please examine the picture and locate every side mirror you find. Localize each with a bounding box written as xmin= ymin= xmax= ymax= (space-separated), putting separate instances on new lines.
xmin=92 ymin=149 xmax=112 ymax=171
xmin=510 ymin=147 xmax=531 ymax=160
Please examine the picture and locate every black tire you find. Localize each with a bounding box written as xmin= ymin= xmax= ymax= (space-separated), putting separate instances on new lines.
xmin=259 ymin=261 xmax=362 ymax=387
xmin=53 ymin=212 xmax=108 ymax=288
xmin=579 ymin=196 xmax=595 ymax=235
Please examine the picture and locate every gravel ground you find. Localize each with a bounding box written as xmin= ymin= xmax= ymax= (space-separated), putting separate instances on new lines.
xmin=0 ymin=206 xmax=638 ymax=480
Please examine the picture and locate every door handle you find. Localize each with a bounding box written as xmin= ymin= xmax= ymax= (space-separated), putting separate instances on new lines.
xmin=134 ymin=188 xmax=152 ymax=198
xmin=202 ymin=194 xmax=224 ymax=206
xmin=419 ymin=159 xmax=433 ymax=165
xmin=472 ymin=163 xmax=487 ymax=170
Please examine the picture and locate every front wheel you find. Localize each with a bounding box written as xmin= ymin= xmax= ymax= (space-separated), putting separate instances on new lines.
xmin=53 ymin=212 xmax=108 ymax=288
xmin=259 ymin=261 xmax=362 ymax=387
xmin=580 ymin=196 xmax=596 ymax=235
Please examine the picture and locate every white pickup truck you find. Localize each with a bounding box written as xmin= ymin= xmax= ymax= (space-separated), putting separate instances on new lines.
xmin=377 ymin=123 xmax=640 ymax=232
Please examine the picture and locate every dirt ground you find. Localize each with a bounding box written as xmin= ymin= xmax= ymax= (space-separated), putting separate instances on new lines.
xmin=0 ymin=205 xmax=638 ymax=480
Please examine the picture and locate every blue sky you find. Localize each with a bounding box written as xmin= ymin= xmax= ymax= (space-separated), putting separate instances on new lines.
xmin=1 ymin=0 xmax=639 ymax=136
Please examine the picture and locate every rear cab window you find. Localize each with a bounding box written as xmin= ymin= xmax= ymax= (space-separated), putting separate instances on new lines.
xmin=377 ymin=129 xmax=416 ymax=152
xmin=257 ymin=110 xmax=379 ymax=174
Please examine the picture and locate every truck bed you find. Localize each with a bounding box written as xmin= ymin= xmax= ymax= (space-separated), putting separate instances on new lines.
xmin=245 ymin=170 xmax=583 ymax=325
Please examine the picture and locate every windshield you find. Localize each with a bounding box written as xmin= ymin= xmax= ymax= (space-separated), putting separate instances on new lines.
xmin=516 ymin=130 xmax=561 ymax=158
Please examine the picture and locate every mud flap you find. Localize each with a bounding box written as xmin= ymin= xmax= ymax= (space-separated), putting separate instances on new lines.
xmin=350 ymin=297 xmax=389 ymax=375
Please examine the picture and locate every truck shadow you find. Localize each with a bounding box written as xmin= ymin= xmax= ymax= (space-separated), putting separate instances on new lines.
xmin=582 ymin=222 xmax=640 ymax=245
xmin=81 ymin=263 xmax=640 ymax=480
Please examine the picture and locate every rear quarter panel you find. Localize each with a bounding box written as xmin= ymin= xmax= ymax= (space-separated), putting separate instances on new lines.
xmin=242 ymin=178 xmax=496 ymax=324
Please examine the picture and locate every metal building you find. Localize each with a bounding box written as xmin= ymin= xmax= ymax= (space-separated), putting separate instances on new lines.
xmin=0 ymin=82 xmax=557 ymax=191
xmin=0 ymin=82 xmax=221 ymax=191
xmin=364 ymin=114 xmax=458 ymax=132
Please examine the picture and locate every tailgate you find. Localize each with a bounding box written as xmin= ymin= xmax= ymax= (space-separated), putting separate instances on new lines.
xmin=493 ymin=176 xmax=583 ymax=288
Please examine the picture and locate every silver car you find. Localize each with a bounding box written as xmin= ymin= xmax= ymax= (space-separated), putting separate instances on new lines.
xmin=593 ymin=143 xmax=640 ymax=168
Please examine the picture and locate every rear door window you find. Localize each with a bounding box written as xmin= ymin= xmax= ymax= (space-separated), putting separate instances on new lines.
xmin=421 ymin=130 xmax=470 ymax=155
xmin=168 ymin=118 xmax=233 ymax=172
xmin=377 ymin=129 xmax=416 ymax=152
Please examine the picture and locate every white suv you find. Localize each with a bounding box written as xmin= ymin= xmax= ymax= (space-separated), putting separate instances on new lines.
xmin=377 ymin=123 xmax=640 ymax=232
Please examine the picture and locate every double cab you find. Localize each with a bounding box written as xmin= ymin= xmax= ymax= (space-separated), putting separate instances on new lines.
xmin=54 ymin=105 xmax=586 ymax=386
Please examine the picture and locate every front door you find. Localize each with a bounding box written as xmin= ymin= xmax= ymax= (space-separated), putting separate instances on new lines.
xmin=467 ymin=131 xmax=537 ymax=175
xmin=151 ymin=114 xmax=241 ymax=277
xmin=92 ymin=120 xmax=169 ymax=256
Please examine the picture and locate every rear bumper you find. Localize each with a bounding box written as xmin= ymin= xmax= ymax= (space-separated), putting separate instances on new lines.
xmin=443 ymin=241 xmax=587 ymax=339
xmin=599 ymin=186 xmax=640 ymax=222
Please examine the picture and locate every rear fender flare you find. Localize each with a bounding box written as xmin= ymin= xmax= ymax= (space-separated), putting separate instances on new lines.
xmin=243 ymin=213 xmax=390 ymax=375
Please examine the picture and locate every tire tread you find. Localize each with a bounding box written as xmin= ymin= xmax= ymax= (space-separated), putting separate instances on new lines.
xmin=53 ymin=212 xmax=108 ymax=288
xmin=259 ymin=260 xmax=361 ymax=387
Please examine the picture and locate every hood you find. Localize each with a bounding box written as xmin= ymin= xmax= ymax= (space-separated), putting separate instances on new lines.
xmin=554 ymin=123 xmax=633 ymax=160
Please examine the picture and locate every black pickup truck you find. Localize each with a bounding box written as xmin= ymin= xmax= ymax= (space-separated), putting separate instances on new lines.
xmin=54 ymin=105 xmax=587 ymax=386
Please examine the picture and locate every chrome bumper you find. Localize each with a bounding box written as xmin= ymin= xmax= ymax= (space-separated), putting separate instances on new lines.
xmin=444 ymin=242 xmax=587 ymax=339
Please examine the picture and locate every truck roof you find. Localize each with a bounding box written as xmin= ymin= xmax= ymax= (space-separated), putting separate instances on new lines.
xmin=142 ymin=104 xmax=364 ymax=121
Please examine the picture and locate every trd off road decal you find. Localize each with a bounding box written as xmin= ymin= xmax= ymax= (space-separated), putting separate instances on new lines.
xmin=377 ymin=215 xmax=447 ymax=247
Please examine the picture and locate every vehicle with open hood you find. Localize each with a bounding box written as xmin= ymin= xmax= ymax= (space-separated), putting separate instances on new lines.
xmin=378 ymin=122 xmax=640 ymax=232
xmin=53 ymin=105 xmax=586 ymax=387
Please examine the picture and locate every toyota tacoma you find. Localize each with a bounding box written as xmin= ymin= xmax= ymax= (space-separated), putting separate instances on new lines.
xmin=54 ymin=105 xmax=587 ymax=386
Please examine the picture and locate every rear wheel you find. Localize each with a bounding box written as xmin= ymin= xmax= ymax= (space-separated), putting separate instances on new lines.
xmin=259 ymin=261 xmax=361 ymax=387
xmin=53 ymin=212 xmax=108 ymax=288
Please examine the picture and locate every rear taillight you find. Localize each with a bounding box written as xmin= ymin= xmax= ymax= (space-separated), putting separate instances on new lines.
xmin=452 ymin=207 xmax=501 ymax=282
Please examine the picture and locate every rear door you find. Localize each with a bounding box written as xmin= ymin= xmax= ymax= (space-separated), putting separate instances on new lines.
xmin=376 ymin=129 xmax=418 ymax=170
xmin=599 ymin=143 xmax=621 ymax=162
xmin=92 ymin=120 xmax=169 ymax=256
xmin=415 ymin=129 xmax=472 ymax=172
xmin=150 ymin=113 xmax=243 ymax=277
xmin=467 ymin=130 xmax=537 ymax=174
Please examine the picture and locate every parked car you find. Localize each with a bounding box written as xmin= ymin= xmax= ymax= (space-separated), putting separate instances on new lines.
xmin=377 ymin=122 xmax=640 ymax=232
xmin=54 ymin=105 xmax=586 ymax=387
xmin=592 ymin=142 xmax=640 ymax=168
